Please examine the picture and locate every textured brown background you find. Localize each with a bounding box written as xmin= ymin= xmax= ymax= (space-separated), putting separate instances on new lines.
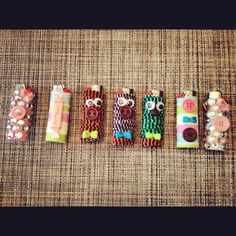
xmin=0 ymin=30 xmax=235 ymax=206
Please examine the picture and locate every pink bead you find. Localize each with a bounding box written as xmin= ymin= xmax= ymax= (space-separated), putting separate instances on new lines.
xmin=211 ymin=105 xmax=219 ymax=112
xmin=219 ymin=137 xmax=227 ymax=144
xmin=222 ymin=104 xmax=231 ymax=112
xmin=216 ymin=98 xmax=226 ymax=106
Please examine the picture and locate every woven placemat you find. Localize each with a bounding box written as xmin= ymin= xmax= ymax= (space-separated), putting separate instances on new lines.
xmin=0 ymin=30 xmax=235 ymax=206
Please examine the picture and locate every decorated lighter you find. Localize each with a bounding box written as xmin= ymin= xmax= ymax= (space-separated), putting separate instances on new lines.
xmin=112 ymin=88 xmax=136 ymax=146
xmin=6 ymin=84 xmax=36 ymax=141
xmin=176 ymin=90 xmax=199 ymax=148
xmin=80 ymin=85 xmax=105 ymax=143
xmin=45 ymin=85 xmax=72 ymax=143
xmin=203 ymin=91 xmax=231 ymax=151
xmin=141 ymin=90 xmax=165 ymax=147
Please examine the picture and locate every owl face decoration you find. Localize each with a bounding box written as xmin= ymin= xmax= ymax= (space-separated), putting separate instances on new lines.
xmin=203 ymin=91 xmax=231 ymax=151
xmin=112 ymin=88 xmax=136 ymax=145
xmin=81 ymin=85 xmax=105 ymax=143
xmin=141 ymin=90 xmax=165 ymax=147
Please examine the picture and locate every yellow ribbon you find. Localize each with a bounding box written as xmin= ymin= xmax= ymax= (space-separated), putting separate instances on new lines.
xmin=146 ymin=132 xmax=161 ymax=140
xmin=82 ymin=130 xmax=98 ymax=139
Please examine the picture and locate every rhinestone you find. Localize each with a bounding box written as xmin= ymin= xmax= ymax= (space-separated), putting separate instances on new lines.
xmin=7 ymin=132 xmax=13 ymax=137
xmin=7 ymin=125 xmax=12 ymax=130
xmin=211 ymin=143 xmax=219 ymax=148
xmin=215 ymin=112 xmax=222 ymax=116
xmin=26 ymin=103 xmax=32 ymax=109
xmin=10 ymin=118 xmax=17 ymax=123
xmin=222 ymin=132 xmax=227 ymax=138
xmin=15 ymin=96 xmax=21 ymax=100
xmin=23 ymin=97 xmax=30 ymax=103
xmin=17 ymin=101 xmax=25 ymax=107
xmin=207 ymin=99 xmax=216 ymax=106
xmin=11 ymin=101 xmax=16 ymax=106
xmin=15 ymin=132 xmax=23 ymax=139
xmin=17 ymin=120 xmax=24 ymax=125
xmin=12 ymin=125 xmax=19 ymax=132
xmin=204 ymin=143 xmax=211 ymax=149
xmin=213 ymin=131 xmax=221 ymax=138
xmin=206 ymin=123 xmax=211 ymax=130
xmin=206 ymin=136 xmax=217 ymax=144
xmin=206 ymin=111 xmax=216 ymax=119
xmin=210 ymin=105 xmax=219 ymax=112
xmin=209 ymin=126 xmax=215 ymax=132
xmin=209 ymin=91 xmax=221 ymax=99
xmin=22 ymin=126 xmax=29 ymax=131
xmin=24 ymin=115 xmax=30 ymax=119
xmin=14 ymin=90 xmax=20 ymax=95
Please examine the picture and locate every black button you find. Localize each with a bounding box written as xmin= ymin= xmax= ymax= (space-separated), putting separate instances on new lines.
xmin=183 ymin=128 xmax=197 ymax=142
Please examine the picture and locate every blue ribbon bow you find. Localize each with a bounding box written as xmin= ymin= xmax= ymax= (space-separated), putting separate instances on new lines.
xmin=115 ymin=131 xmax=132 ymax=139
xmin=183 ymin=116 xmax=197 ymax=123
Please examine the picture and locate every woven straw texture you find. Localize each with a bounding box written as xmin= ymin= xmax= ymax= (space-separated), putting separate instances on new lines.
xmin=0 ymin=30 xmax=236 ymax=206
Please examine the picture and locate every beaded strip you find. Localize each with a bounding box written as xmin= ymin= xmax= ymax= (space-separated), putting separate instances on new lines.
xmin=80 ymin=85 xmax=105 ymax=144
xmin=203 ymin=91 xmax=231 ymax=151
xmin=112 ymin=88 xmax=136 ymax=146
xmin=141 ymin=90 xmax=164 ymax=147
xmin=6 ymin=84 xmax=35 ymax=141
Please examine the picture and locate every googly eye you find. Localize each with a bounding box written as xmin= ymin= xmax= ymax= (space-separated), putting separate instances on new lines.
xmin=93 ymin=98 xmax=102 ymax=107
xmin=145 ymin=101 xmax=155 ymax=110
xmin=85 ymin=99 xmax=94 ymax=107
xmin=127 ymin=99 xmax=135 ymax=107
xmin=118 ymin=97 xmax=127 ymax=106
xmin=156 ymin=102 xmax=164 ymax=111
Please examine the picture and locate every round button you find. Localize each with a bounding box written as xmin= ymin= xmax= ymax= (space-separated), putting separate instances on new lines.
xmin=85 ymin=108 xmax=98 ymax=121
xmin=183 ymin=128 xmax=198 ymax=142
xmin=182 ymin=99 xmax=196 ymax=113
xmin=11 ymin=106 xmax=26 ymax=120
xmin=212 ymin=116 xmax=230 ymax=132
xmin=119 ymin=105 xmax=132 ymax=119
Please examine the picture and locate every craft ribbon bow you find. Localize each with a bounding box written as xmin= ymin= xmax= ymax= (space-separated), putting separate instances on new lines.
xmin=82 ymin=130 xmax=98 ymax=139
xmin=115 ymin=131 xmax=132 ymax=139
xmin=146 ymin=132 xmax=161 ymax=140
xmin=183 ymin=116 xmax=197 ymax=123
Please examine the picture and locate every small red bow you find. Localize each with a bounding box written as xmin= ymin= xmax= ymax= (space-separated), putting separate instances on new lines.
xmin=177 ymin=92 xmax=185 ymax=98
xmin=217 ymin=98 xmax=231 ymax=112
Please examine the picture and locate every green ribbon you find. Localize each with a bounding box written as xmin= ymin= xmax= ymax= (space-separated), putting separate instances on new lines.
xmin=145 ymin=132 xmax=161 ymax=140
xmin=82 ymin=130 xmax=98 ymax=139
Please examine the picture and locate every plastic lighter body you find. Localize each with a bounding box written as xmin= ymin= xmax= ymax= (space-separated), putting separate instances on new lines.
xmin=141 ymin=90 xmax=165 ymax=147
xmin=112 ymin=88 xmax=136 ymax=146
xmin=6 ymin=84 xmax=36 ymax=141
xmin=176 ymin=91 xmax=199 ymax=148
xmin=45 ymin=85 xmax=71 ymax=143
xmin=203 ymin=91 xmax=231 ymax=151
xmin=80 ymin=85 xmax=105 ymax=144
